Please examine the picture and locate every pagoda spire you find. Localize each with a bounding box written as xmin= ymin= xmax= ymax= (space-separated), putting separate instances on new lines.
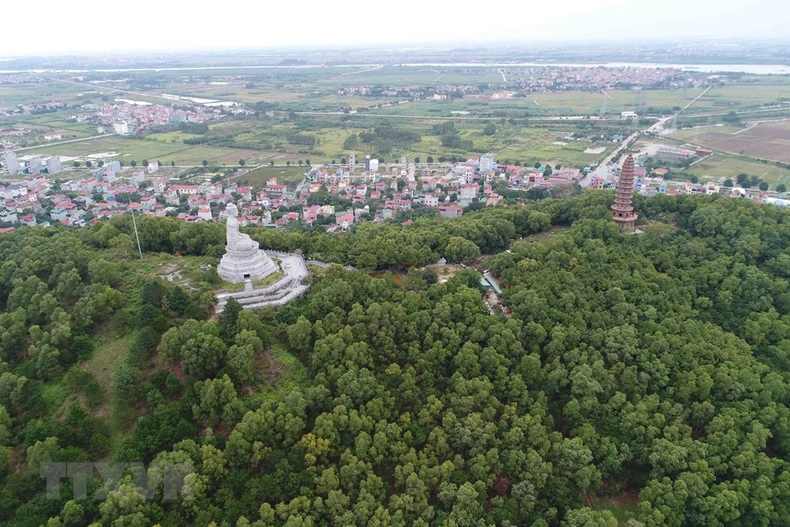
xmin=611 ymin=154 xmax=638 ymax=231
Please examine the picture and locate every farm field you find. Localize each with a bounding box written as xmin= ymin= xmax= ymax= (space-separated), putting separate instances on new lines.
xmin=0 ymin=82 xmax=88 ymax=106
xmin=155 ymin=82 xmax=305 ymax=104
xmin=235 ymin=165 xmax=307 ymax=189
xmin=363 ymin=82 xmax=790 ymax=118
xmin=313 ymin=66 xmax=504 ymax=87
xmin=670 ymin=124 xmax=745 ymax=139
xmin=684 ymin=152 xmax=790 ymax=188
xmin=19 ymin=135 xmax=271 ymax=166
xmin=670 ymin=119 xmax=790 ymax=163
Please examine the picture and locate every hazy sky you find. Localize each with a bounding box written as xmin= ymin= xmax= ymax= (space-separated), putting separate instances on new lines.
xmin=3 ymin=0 xmax=788 ymax=56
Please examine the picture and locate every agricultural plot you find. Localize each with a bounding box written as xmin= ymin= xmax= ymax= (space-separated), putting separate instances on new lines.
xmin=694 ymin=84 xmax=790 ymax=112
xmin=684 ymin=152 xmax=790 ymax=188
xmin=0 ymin=82 xmax=88 ymax=106
xmin=236 ymin=165 xmax=307 ymax=189
xmin=20 ymin=135 xmax=270 ymax=166
xmin=671 ymin=119 xmax=790 ymax=163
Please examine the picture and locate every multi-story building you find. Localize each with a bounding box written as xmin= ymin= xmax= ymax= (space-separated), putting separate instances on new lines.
xmin=479 ymin=154 xmax=496 ymax=173
xmin=106 ymin=161 xmax=122 ymax=174
xmin=2 ymin=151 xmax=21 ymax=175
xmin=113 ymin=122 xmax=131 ymax=135
xmin=46 ymin=156 xmax=63 ymax=175
xmin=26 ymin=156 xmax=42 ymax=175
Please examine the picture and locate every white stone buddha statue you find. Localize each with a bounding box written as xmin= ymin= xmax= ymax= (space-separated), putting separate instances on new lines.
xmin=217 ymin=203 xmax=277 ymax=283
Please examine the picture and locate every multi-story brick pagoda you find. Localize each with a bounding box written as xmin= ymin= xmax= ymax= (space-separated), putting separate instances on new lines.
xmin=611 ymin=154 xmax=638 ymax=231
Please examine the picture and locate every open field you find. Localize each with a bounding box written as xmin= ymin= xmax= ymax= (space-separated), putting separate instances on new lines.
xmin=670 ymin=119 xmax=790 ymax=163
xmin=684 ymin=152 xmax=790 ymax=187
xmin=254 ymin=345 xmax=309 ymax=404
xmin=670 ymin=124 xmax=745 ymax=139
xmin=19 ymin=135 xmax=272 ymax=166
xmin=691 ymin=84 xmax=790 ymax=112
xmin=82 ymin=330 xmax=134 ymax=390
xmin=634 ymin=134 xmax=790 ymax=187
xmin=312 ymin=66 xmax=505 ymax=87
xmin=0 ymin=82 xmax=89 ymax=106
xmin=236 ymin=165 xmax=307 ymax=188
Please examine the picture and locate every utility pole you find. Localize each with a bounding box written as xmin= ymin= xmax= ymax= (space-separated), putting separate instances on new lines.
xmin=130 ymin=208 xmax=143 ymax=260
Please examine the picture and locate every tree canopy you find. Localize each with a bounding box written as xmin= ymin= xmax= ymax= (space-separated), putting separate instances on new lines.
xmin=0 ymin=192 xmax=789 ymax=527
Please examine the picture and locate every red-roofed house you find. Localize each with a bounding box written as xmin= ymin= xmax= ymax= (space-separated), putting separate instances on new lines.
xmin=19 ymin=213 xmax=37 ymax=227
xmin=439 ymin=204 xmax=463 ymax=218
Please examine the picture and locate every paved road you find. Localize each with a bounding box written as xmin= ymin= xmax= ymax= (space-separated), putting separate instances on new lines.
xmin=578 ymin=88 xmax=707 ymax=188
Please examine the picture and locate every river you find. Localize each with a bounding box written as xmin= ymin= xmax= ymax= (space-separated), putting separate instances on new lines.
xmin=1 ymin=62 xmax=789 ymax=75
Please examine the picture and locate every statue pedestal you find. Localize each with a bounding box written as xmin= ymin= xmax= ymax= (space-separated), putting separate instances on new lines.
xmin=217 ymin=242 xmax=277 ymax=283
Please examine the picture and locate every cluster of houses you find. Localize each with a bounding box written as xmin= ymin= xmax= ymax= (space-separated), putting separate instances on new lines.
xmin=0 ymin=97 xmax=247 ymax=149
xmin=1 ymin=150 xmax=787 ymax=235
xmin=594 ymin=164 xmax=790 ymax=206
xmin=503 ymin=65 xmax=708 ymax=93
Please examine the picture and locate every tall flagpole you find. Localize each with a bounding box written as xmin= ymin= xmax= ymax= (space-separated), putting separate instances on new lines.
xmin=131 ymin=207 xmax=143 ymax=259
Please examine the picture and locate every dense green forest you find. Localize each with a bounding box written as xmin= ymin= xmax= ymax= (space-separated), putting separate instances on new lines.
xmin=0 ymin=192 xmax=789 ymax=527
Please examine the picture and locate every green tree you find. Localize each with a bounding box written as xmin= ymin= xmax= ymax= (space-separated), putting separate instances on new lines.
xmin=239 ymin=159 xmax=245 ymax=166
xmin=87 ymin=259 xmax=120 ymax=286
xmin=192 ymin=375 xmax=243 ymax=427
xmin=444 ymin=236 xmax=481 ymax=263
xmin=355 ymin=252 xmax=377 ymax=271
xmin=227 ymin=343 xmax=255 ymax=384
xmin=98 ymin=481 xmax=159 ymax=526
xmin=776 ymin=183 xmax=787 ymax=193
xmin=27 ymin=437 xmax=60 ymax=471
xmin=112 ymin=364 xmax=140 ymax=399
xmin=128 ymin=326 xmax=160 ymax=366
xmin=563 ymin=508 xmax=618 ymax=527
xmin=483 ymin=123 xmax=496 ymax=135
xmin=202 ymin=160 xmax=208 ymax=167
xmin=343 ymin=134 xmax=359 ymax=150
xmin=219 ymin=297 xmax=243 ymax=343
xmin=181 ymin=334 xmax=226 ymax=379
xmin=167 ymin=286 xmax=190 ymax=315
xmin=288 ymin=316 xmax=313 ymax=353
xmin=0 ymin=406 xmax=11 ymax=446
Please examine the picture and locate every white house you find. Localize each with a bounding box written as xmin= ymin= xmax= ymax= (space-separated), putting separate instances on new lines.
xmin=113 ymin=122 xmax=131 ymax=135
xmin=460 ymin=184 xmax=479 ymax=200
